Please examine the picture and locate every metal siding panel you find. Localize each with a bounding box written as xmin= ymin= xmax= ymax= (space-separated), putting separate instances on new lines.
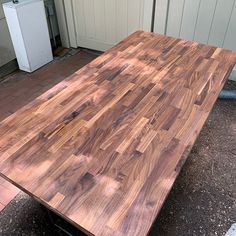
xmin=127 ymin=0 xmax=141 ymax=35
xmin=142 ymin=0 xmax=153 ymax=31
xmin=194 ymin=0 xmax=217 ymax=44
xmin=83 ymin=0 xmax=96 ymax=39
xmin=208 ymin=0 xmax=235 ymax=47
xmin=73 ymin=0 xmax=86 ymax=38
xmin=154 ymin=0 xmax=169 ymax=34
xmin=223 ymin=0 xmax=236 ymax=50
xmin=94 ymin=0 xmax=106 ymax=41
xmin=104 ymin=0 xmax=116 ymax=44
xmin=166 ymin=0 xmax=185 ymax=37
xmin=65 ymin=0 xmax=154 ymax=50
xmin=116 ymin=0 xmax=128 ymax=42
xmin=180 ymin=0 xmax=201 ymax=40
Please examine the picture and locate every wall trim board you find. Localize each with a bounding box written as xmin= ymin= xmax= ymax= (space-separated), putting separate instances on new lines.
xmin=63 ymin=0 xmax=77 ymax=48
xmin=53 ymin=0 xmax=70 ymax=48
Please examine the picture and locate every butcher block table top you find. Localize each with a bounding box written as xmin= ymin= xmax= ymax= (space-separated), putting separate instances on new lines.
xmin=0 ymin=31 xmax=236 ymax=236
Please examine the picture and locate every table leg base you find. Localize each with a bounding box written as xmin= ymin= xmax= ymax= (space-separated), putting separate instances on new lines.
xmin=41 ymin=204 xmax=86 ymax=236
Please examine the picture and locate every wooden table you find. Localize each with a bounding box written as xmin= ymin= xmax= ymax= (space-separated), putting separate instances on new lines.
xmin=0 ymin=31 xmax=236 ymax=236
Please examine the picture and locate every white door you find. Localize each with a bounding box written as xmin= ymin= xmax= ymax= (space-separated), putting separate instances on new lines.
xmin=64 ymin=0 xmax=154 ymax=51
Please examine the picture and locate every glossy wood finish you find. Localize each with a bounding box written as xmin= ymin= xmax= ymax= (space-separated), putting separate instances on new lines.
xmin=0 ymin=31 xmax=236 ymax=236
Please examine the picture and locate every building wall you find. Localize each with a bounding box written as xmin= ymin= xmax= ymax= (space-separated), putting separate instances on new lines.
xmin=154 ymin=0 xmax=236 ymax=51
xmin=0 ymin=0 xmax=15 ymax=67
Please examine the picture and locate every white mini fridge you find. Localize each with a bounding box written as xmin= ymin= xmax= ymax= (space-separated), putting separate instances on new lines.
xmin=3 ymin=0 xmax=53 ymax=72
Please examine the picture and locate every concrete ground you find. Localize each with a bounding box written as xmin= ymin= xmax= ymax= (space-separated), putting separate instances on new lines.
xmin=0 ymin=49 xmax=235 ymax=236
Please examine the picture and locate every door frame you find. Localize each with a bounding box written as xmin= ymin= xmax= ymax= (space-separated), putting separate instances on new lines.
xmin=54 ymin=0 xmax=71 ymax=48
xmin=54 ymin=0 xmax=78 ymax=48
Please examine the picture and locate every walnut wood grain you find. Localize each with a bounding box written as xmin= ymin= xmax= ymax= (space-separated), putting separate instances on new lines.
xmin=0 ymin=31 xmax=236 ymax=236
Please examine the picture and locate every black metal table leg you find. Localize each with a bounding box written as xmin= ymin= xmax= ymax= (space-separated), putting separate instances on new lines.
xmin=41 ymin=204 xmax=87 ymax=236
